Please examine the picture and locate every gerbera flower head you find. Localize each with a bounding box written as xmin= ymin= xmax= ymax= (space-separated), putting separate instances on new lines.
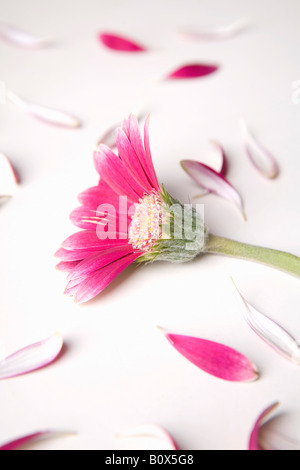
xmin=56 ymin=114 xmax=205 ymax=303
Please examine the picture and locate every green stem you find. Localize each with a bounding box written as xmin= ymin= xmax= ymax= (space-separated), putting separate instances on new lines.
xmin=204 ymin=234 xmax=300 ymax=278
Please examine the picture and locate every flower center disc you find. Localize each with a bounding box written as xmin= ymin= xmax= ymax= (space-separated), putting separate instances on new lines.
xmin=129 ymin=193 xmax=162 ymax=251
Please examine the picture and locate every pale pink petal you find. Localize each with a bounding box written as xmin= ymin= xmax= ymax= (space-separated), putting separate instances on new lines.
xmin=93 ymin=145 xmax=145 ymax=201
xmin=74 ymin=252 xmax=141 ymax=303
xmin=0 ymin=333 xmax=63 ymax=380
xmin=232 ymin=280 xmax=300 ymax=364
xmin=98 ymin=32 xmax=146 ymax=52
xmin=165 ymin=64 xmax=219 ymax=80
xmin=249 ymin=403 xmax=280 ymax=450
xmin=240 ymin=119 xmax=279 ymax=179
xmin=67 ymin=245 xmax=134 ymax=281
xmin=0 ymin=22 xmax=51 ymax=49
xmin=6 ymin=90 xmax=81 ymax=128
xmin=259 ymin=430 xmax=300 ymax=451
xmin=0 ymin=430 xmax=74 ymax=450
xmin=181 ymin=159 xmax=246 ymax=220
xmin=115 ymin=424 xmax=179 ymax=450
xmin=180 ymin=18 xmax=247 ymax=41
xmin=161 ymin=330 xmax=258 ymax=382
xmin=0 ymin=152 xmax=19 ymax=198
xmin=209 ymin=140 xmax=227 ymax=176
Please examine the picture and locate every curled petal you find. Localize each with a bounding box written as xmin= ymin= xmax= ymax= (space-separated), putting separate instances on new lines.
xmin=180 ymin=18 xmax=247 ymax=41
xmin=165 ymin=64 xmax=219 ymax=80
xmin=181 ymin=159 xmax=246 ymax=220
xmin=0 ymin=430 xmax=74 ymax=450
xmin=6 ymin=90 xmax=81 ymax=128
xmin=0 ymin=333 xmax=63 ymax=380
xmin=232 ymin=279 xmax=300 ymax=364
xmin=249 ymin=403 xmax=280 ymax=450
xmin=240 ymin=119 xmax=279 ymax=178
xmin=0 ymin=152 xmax=19 ymax=198
xmin=0 ymin=22 xmax=51 ymax=49
xmin=115 ymin=424 xmax=179 ymax=450
xmin=98 ymin=32 xmax=146 ymax=52
xmin=160 ymin=329 xmax=258 ymax=382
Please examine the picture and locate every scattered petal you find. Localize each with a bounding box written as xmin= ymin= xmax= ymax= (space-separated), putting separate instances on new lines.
xmin=98 ymin=32 xmax=146 ymax=52
xmin=240 ymin=119 xmax=279 ymax=178
xmin=6 ymin=90 xmax=81 ymax=128
xmin=0 ymin=333 xmax=63 ymax=380
xmin=249 ymin=402 xmax=280 ymax=450
xmin=0 ymin=430 xmax=74 ymax=450
xmin=160 ymin=328 xmax=258 ymax=382
xmin=180 ymin=18 xmax=247 ymax=41
xmin=259 ymin=429 xmax=300 ymax=451
xmin=0 ymin=22 xmax=51 ymax=49
xmin=181 ymin=159 xmax=246 ymax=220
xmin=115 ymin=424 xmax=179 ymax=450
xmin=165 ymin=63 xmax=219 ymax=80
xmin=232 ymin=279 xmax=300 ymax=364
xmin=0 ymin=152 xmax=19 ymax=198
xmin=207 ymin=140 xmax=227 ymax=176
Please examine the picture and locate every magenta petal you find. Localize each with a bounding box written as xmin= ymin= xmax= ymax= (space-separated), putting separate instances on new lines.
xmin=56 ymin=260 xmax=80 ymax=272
xmin=98 ymin=32 xmax=146 ymax=52
xmin=249 ymin=403 xmax=280 ymax=450
xmin=62 ymin=231 xmax=128 ymax=251
xmin=181 ymin=159 xmax=246 ymax=220
xmin=162 ymin=331 xmax=258 ymax=382
xmin=74 ymin=252 xmax=141 ymax=303
xmin=143 ymin=116 xmax=160 ymax=191
xmin=0 ymin=333 xmax=63 ymax=380
xmin=67 ymin=245 xmax=134 ymax=281
xmin=165 ymin=64 xmax=219 ymax=80
xmin=0 ymin=430 xmax=73 ymax=450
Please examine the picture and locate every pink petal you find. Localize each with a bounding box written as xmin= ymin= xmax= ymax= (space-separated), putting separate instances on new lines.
xmin=74 ymin=252 xmax=141 ymax=303
xmin=67 ymin=245 xmax=134 ymax=281
xmin=209 ymin=140 xmax=227 ymax=176
xmin=0 ymin=430 xmax=74 ymax=450
xmin=93 ymin=145 xmax=145 ymax=202
xmin=77 ymin=182 xmax=123 ymax=210
xmin=161 ymin=330 xmax=258 ymax=382
xmin=0 ymin=333 xmax=63 ymax=380
xmin=0 ymin=152 xmax=19 ymax=198
xmin=165 ymin=64 xmax=219 ymax=80
xmin=180 ymin=19 xmax=247 ymax=41
xmin=56 ymin=260 xmax=80 ymax=272
xmin=98 ymin=32 xmax=146 ymax=52
xmin=55 ymin=247 xmax=101 ymax=262
xmin=143 ymin=115 xmax=160 ymax=191
xmin=181 ymin=159 xmax=246 ymax=220
xmin=240 ymin=119 xmax=279 ymax=179
xmin=115 ymin=424 xmax=179 ymax=450
xmin=6 ymin=90 xmax=81 ymax=129
xmin=62 ymin=231 xmax=128 ymax=251
xmin=116 ymin=127 xmax=153 ymax=193
xmin=249 ymin=403 xmax=280 ymax=450
xmin=69 ymin=206 xmax=130 ymax=233
xmin=0 ymin=22 xmax=51 ymax=49
xmin=232 ymin=279 xmax=300 ymax=364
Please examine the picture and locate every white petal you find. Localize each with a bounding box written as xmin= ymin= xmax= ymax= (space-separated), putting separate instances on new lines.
xmin=115 ymin=424 xmax=178 ymax=450
xmin=0 ymin=152 xmax=19 ymax=198
xmin=0 ymin=22 xmax=50 ymax=49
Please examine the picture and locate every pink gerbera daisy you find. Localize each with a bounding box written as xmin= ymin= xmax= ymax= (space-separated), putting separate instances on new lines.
xmin=56 ymin=114 xmax=300 ymax=304
xmin=55 ymin=115 xmax=204 ymax=303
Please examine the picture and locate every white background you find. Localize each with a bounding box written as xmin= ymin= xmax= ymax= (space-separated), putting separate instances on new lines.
xmin=0 ymin=0 xmax=300 ymax=450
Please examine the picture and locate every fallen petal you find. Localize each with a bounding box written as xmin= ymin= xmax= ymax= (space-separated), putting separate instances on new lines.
xmin=165 ymin=64 xmax=218 ymax=80
xmin=180 ymin=18 xmax=247 ymax=41
xmin=115 ymin=424 xmax=179 ymax=450
xmin=181 ymin=159 xmax=246 ymax=220
xmin=0 ymin=152 xmax=19 ymax=198
xmin=0 ymin=333 xmax=63 ymax=380
xmin=232 ymin=279 xmax=300 ymax=364
xmin=249 ymin=402 xmax=280 ymax=450
xmin=208 ymin=140 xmax=227 ymax=176
xmin=6 ymin=90 xmax=81 ymax=128
xmin=98 ymin=32 xmax=146 ymax=52
xmin=0 ymin=22 xmax=51 ymax=49
xmin=160 ymin=329 xmax=258 ymax=382
xmin=240 ymin=119 xmax=279 ymax=178
xmin=0 ymin=430 xmax=74 ymax=450
xmin=259 ymin=429 xmax=300 ymax=451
